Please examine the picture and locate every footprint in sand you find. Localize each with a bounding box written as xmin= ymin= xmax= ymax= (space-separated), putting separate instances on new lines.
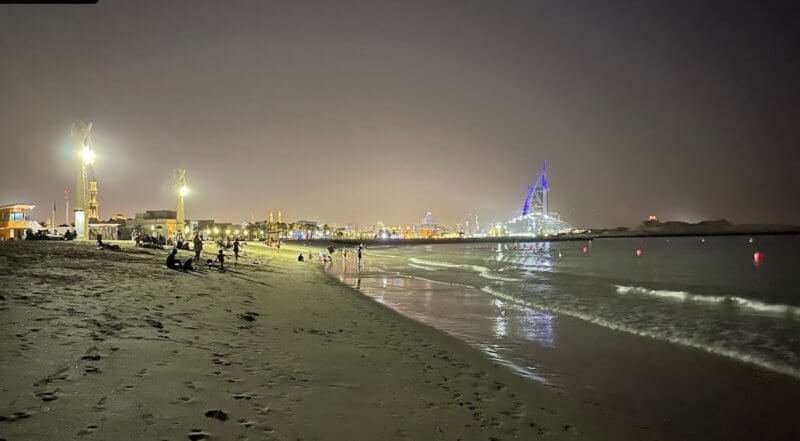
xmin=76 ymin=424 xmax=99 ymax=436
xmin=237 ymin=418 xmax=254 ymax=428
xmin=34 ymin=390 xmax=58 ymax=402
xmin=188 ymin=429 xmax=212 ymax=440
xmin=84 ymin=365 xmax=102 ymax=374
xmin=211 ymin=357 xmax=231 ymax=366
xmin=204 ymin=409 xmax=229 ymax=421
xmin=239 ymin=311 xmax=259 ymax=322
xmin=141 ymin=412 xmax=155 ymax=425
xmin=2 ymin=411 xmax=33 ymax=422
xmin=94 ymin=396 xmax=107 ymax=410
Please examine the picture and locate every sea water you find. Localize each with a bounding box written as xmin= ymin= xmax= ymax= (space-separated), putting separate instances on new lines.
xmin=331 ymin=236 xmax=800 ymax=380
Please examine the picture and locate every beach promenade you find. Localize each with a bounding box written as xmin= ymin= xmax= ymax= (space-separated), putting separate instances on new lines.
xmin=0 ymin=241 xmax=632 ymax=441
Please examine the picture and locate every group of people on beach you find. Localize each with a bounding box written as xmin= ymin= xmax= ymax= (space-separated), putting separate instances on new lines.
xmin=298 ymin=243 xmax=364 ymax=270
xmin=165 ymin=236 xmax=245 ymax=273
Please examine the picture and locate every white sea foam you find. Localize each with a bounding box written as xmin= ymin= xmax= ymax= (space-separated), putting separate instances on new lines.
xmin=403 ymin=275 xmax=475 ymax=289
xmin=408 ymin=258 xmax=521 ymax=282
xmin=407 ymin=263 xmax=440 ymax=271
xmin=477 ymin=271 xmax=522 ymax=282
xmin=409 ymin=258 xmax=462 ymax=268
xmin=481 ymin=286 xmax=800 ymax=380
xmin=614 ymin=285 xmax=800 ymax=317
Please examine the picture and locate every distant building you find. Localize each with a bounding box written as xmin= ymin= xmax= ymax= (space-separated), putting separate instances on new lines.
xmin=127 ymin=210 xmax=179 ymax=239
xmin=0 ymin=204 xmax=35 ymax=240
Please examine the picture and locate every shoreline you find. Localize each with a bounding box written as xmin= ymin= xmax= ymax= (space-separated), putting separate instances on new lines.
xmin=327 ymin=249 xmax=800 ymax=441
xmin=0 ymin=241 xmax=635 ymax=440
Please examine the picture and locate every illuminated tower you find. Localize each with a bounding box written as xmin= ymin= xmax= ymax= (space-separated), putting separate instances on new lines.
xmin=423 ymin=211 xmax=433 ymax=225
xmin=278 ymin=210 xmax=282 ymax=223
xmin=269 ymin=211 xmax=274 ymax=224
xmin=87 ymin=180 xmax=99 ymax=221
xmin=522 ymin=160 xmax=549 ymax=217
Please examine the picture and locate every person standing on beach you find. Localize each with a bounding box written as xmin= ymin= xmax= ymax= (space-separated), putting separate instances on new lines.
xmin=357 ymin=244 xmax=363 ymax=269
xmin=233 ymin=239 xmax=240 ymax=262
xmin=193 ymin=234 xmax=203 ymax=262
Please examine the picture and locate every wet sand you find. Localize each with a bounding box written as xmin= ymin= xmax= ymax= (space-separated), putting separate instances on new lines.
xmin=333 ymin=263 xmax=800 ymax=441
xmin=0 ymin=241 xmax=638 ymax=440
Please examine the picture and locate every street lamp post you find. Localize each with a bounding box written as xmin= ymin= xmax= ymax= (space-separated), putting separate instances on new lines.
xmin=71 ymin=121 xmax=94 ymax=240
xmin=174 ymin=169 xmax=189 ymax=239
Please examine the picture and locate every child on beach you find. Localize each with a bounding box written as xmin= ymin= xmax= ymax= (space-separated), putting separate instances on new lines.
xmin=216 ymin=249 xmax=225 ymax=272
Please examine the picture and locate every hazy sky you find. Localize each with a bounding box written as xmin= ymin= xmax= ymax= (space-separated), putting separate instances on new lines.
xmin=1 ymin=1 xmax=797 ymax=227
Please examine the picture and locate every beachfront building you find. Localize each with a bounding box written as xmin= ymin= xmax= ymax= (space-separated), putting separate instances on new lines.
xmin=127 ymin=210 xmax=179 ymax=240
xmin=0 ymin=204 xmax=35 ymax=240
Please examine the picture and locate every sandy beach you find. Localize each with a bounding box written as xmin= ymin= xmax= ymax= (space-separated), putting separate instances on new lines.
xmin=0 ymin=241 xmax=637 ymax=441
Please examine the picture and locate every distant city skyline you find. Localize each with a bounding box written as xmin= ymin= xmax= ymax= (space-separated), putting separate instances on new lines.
xmin=1 ymin=1 xmax=797 ymax=228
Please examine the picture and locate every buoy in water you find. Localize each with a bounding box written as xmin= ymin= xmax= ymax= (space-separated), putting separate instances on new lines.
xmin=635 ymin=248 xmax=644 ymax=257
xmin=753 ymin=251 xmax=763 ymax=264
xmin=582 ymin=245 xmax=589 ymax=254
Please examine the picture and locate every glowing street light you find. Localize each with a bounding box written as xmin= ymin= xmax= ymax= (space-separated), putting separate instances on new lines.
xmin=81 ymin=147 xmax=95 ymax=165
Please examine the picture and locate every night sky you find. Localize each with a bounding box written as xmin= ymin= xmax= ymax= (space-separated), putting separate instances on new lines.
xmin=1 ymin=1 xmax=798 ymax=228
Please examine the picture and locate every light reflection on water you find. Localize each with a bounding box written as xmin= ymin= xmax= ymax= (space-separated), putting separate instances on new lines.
xmin=332 ymin=261 xmax=559 ymax=383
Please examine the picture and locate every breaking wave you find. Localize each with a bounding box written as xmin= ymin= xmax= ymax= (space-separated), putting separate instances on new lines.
xmin=481 ymin=286 xmax=800 ymax=380
xmin=615 ymin=285 xmax=800 ymax=317
xmin=408 ymin=258 xmax=521 ymax=282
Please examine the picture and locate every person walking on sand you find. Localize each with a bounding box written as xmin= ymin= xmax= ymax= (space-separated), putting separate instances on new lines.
xmin=357 ymin=243 xmax=363 ymax=270
xmin=233 ymin=239 xmax=240 ymax=263
xmin=193 ymin=234 xmax=203 ymax=262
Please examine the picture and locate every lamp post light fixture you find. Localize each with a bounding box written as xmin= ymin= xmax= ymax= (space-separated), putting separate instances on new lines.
xmin=174 ymin=169 xmax=189 ymax=237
